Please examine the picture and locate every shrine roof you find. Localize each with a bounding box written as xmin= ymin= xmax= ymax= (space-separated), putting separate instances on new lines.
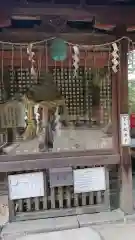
xmin=5 ymin=0 xmax=135 ymax=5
xmin=0 ymin=1 xmax=135 ymax=43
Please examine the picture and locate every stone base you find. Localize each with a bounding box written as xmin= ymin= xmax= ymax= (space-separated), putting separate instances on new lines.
xmin=1 ymin=210 xmax=125 ymax=240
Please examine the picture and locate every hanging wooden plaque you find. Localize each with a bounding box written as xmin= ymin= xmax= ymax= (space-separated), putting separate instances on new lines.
xmin=8 ymin=172 xmax=45 ymax=200
xmin=73 ymin=167 xmax=106 ymax=193
xmin=120 ymin=114 xmax=131 ymax=146
xmin=49 ymin=167 xmax=73 ymax=187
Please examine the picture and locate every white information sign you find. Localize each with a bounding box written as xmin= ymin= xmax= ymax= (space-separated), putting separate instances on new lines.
xmin=8 ymin=172 xmax=44 ymax=200
xmin=73 ymin=167 xmax=106 ymax=193
xmin=120 ymin=114 xmax=131 ymax=146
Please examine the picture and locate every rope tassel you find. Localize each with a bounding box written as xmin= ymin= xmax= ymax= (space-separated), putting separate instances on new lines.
xmin=111 ymin=42 xmax=119 ymax=73
xmin=27 ymin=43 xmax=37 ymax=80
xmin=72 ymin=45 xmax=80 ymax=78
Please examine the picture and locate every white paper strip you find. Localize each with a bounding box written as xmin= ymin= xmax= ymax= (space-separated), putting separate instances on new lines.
xmin=120 ymin=114 xmax=131 ymax=146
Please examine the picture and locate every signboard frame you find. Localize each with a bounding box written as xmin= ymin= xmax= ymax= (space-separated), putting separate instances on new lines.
xmin=73 ymin=167 xmax=106 ymax=194
xmin=8 ymin=171 xmax=45 ymax=200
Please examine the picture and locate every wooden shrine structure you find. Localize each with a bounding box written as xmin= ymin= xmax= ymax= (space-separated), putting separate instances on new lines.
xmin=0 ymin=1 xmax=134 ymax=221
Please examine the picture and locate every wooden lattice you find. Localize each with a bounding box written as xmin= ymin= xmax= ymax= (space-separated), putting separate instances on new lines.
xmin=11 ymin=166 xmax=110 ymax=221
xmin=52 ymin=67 xmax=91 ymax=121
xmin=100 ymin=73 xmax=112 ymax=125
xmin=0 ymin=78 xmax=4 ymax=103
xmin=51 ymin=67 xmax=112 ymax=125
xmin=9 ymin=68 xmax=33 ymax=97
xmin=0 ymin=102 xmax=19 ymax=128
xmin=0 ymin=66 xmax=112 ymax=127
xmin=85 ymin=68 xmax=93 ymax=124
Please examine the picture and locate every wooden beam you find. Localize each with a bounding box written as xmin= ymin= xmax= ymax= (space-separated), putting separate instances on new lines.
xmin=84 ymin=6 xmax=135 ymax=25
xmin=1 ymin=29 xmax=135 ymax=45
xmin=0 ymin=49 xmax=109 ymax=68
xmin=0 ymin=154 xmax=120 ymax=172
xmin=126 ymin=32 xmax=135 ymax=42
xmin=12 ymin=4 xmax=135 ymax=25
xmin=0 ymin=31 xmax=115 ymax=45
xmin=0 ymin=27 xmax=109 ymax=35
xmin=12 ymin=4 xmax=90 ymax=17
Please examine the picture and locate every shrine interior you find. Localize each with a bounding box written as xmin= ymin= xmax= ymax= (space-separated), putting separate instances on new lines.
xmin=0 ymin=1 xmax=134 ymax=156
xmin=0 ymin=0 xmax=135 ymax=218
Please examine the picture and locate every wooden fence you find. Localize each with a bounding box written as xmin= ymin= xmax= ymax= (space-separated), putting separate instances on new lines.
xmin=7 ymin=164 xmax=120 ymax=222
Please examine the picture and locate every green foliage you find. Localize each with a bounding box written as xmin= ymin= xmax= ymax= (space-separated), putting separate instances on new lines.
xmin=91 ymin=68 xmax=107 ymax=87
xmin=26 ymin=72 xmax=62 ymax=102
xmin=128 ymin=82 xmax=135 ymax=113
xmin=128 ymin=51 xmax=135 ymax=113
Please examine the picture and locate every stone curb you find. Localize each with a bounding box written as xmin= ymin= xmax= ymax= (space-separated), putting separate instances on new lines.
xmin=2 ymin=210 xmax=135 ymax=240
xmin=1 ymin=216 xmax=79 ymax=240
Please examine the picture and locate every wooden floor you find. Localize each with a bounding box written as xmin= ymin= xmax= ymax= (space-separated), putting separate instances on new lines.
xmin=3 ymin=128 xmax=112 ymax=155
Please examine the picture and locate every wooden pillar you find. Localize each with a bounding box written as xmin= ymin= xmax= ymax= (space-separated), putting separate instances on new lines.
xmin=116 ymin=25 xmax=133 ymax=214
xmin=112 ymin=73 xmax=119 ymax=152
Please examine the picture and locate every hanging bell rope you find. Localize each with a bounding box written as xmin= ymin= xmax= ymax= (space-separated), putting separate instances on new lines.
xmin=10 ymin=44 xmax=14 ymax=99
xmin=54 ymin=106 xmax=61 ymax=137
xmin=107 ymin=46 xmax=112 ymax=122
xmin=37 ymin=47 xmax=42 ymax=81
xmin=1 ymin=43 xmax=6 ymax=102
xmin=20 ymin=44 xmax=23 ymax=94
xmin=45 ymin=42 xmax=48 ymax=72
xmin=84 ymin=49 xmax=89 ymax=122
xmin=1 ymin=43 xmax=4 ymax=102
xmin=23 ymin=98 xmax=36 ymax=140
xmin=34 ymin=104 xmax=40 ymax=136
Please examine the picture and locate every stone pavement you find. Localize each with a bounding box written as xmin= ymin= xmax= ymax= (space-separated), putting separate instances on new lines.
xmin=1 ymin=210 xmax=125 ymax=240
xmin=16 ymin=227 xmax=101 ymax=240
xmin=1 ymin=210 xmax=135 ymax=240
xmin=5 ymin=223 xmax=135 ymax=240
xmin=93 ymin=222 xmax=135 ymax=240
